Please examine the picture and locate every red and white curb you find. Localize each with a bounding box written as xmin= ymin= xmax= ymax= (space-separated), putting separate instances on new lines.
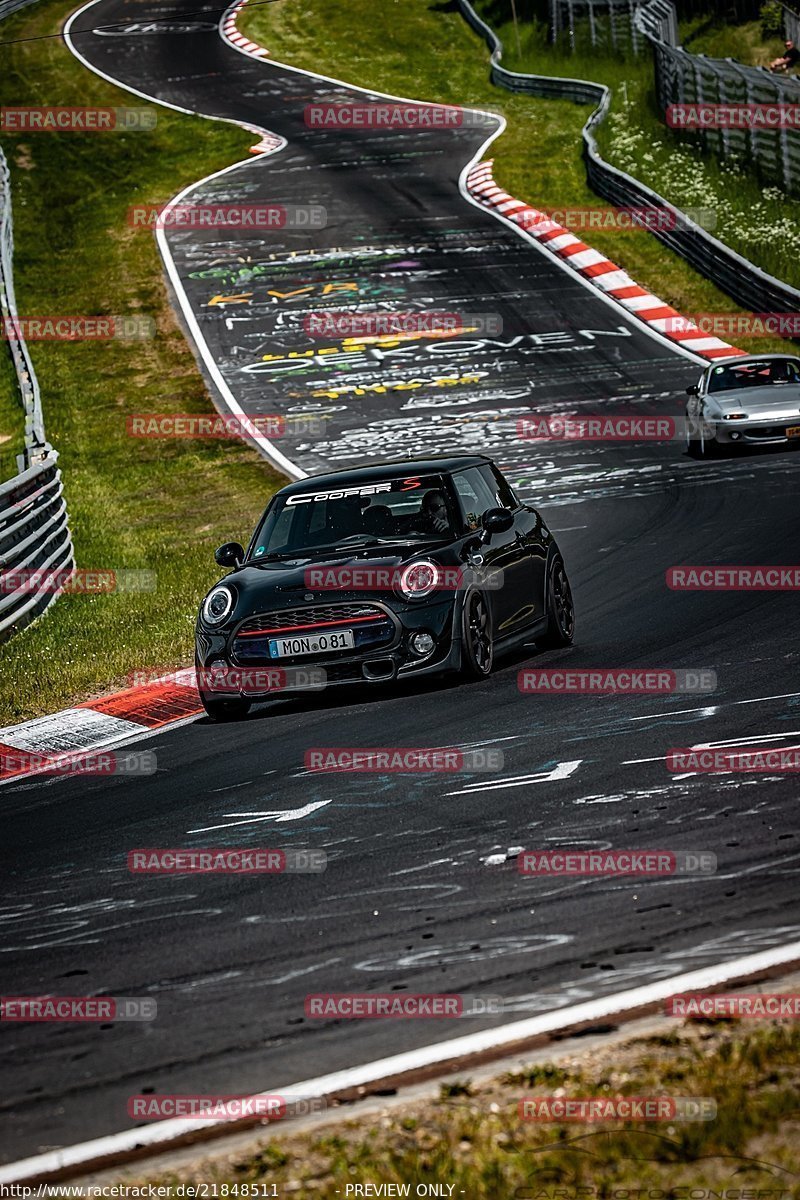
xmin=221 ymin=0 xmax=269 ymax=60
xmin=218 ymin=1 xmax=283 ymax=154
xmin=467 ymin=161 xmax=747 ymax=362
xmin=0 ymin=671 xmax=202 ymax=782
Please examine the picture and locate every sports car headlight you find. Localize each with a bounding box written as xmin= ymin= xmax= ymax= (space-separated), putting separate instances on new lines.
xmin=202 ymin=585 xmax=235 ymax=625
xmin=722 ymin=413 xmax=748 ymax=420
xmin=397 ymin=560 xmax=440 ymax=600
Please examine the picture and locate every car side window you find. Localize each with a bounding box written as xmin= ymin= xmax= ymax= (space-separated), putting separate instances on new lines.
xmin=482 ymin=464 xmax=519 ymax=510
xmin=452 ymin=469 xmax=500 ymax=533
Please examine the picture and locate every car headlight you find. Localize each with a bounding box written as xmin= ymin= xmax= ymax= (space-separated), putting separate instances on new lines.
xmin=202 ymin=585 xmax=235 ymax=625
xmin=397 ymin=560 xmax=440 ymax=600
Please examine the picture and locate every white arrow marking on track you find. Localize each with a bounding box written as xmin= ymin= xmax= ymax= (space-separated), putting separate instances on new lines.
xmin=188 ymin=800 xmax=333 ymax=833
xmin=444 ymin=760 xmax=582 ymax=796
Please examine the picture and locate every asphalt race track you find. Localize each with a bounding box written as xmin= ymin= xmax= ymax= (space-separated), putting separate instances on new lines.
xmin=1 ymin=0 xmax=800 ymax=1165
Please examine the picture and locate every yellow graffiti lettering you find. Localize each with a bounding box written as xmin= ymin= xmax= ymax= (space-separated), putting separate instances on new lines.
xmin=207 ymin=292 xmax=253 ymax=306
xmin=321 ymin=282 xmax=359 ymax=295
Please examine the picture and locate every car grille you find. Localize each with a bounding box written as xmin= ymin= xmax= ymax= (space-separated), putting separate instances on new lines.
xmin=231 ymin=603 xmax=397 ymax=665
xmin=235 ymin=603 xmax=389 ymax=637
xmin=744 ymin=425 xmax=793 ymax=440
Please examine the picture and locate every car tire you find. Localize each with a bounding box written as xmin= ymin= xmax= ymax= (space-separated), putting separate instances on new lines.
xmin=200 ymin=693 xmax=252 ymax=722
xmin=687 ymin=436 xmax=720 ymax=459
xmin=686 ymin=417 xmax=720 ymax=458
xmin=460 ymin=590 xmax=494 ymax=678
xmin=536 ymin=554 xmax=575 ymax=649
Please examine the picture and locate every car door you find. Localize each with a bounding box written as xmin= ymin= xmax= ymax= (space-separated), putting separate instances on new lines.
xmin=481 ymin=464 xmax=546 ymax=631
xmin=451 ymin=467 xmax=528 ymax=639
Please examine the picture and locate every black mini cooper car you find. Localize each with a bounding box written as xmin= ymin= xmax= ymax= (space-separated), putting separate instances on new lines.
xmin=195 ymin=455 xmax=574 ymax=719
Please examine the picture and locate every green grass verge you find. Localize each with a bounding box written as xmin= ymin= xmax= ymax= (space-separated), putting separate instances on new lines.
xmin=239 ymin=0 xmax=799 ymax=354
xmin=0 ymin=0 xmax=285 ymax=723
xmin=683 ymin=16 xmax=788 ymax=67
xmin=124 ymin=1019 xmax=800 ymax=1194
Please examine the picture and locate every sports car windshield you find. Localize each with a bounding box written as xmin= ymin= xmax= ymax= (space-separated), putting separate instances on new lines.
xmin=707 ymin=358 xmax=800 ymax=393
xmin=248 ymin=475 xmax=457 ymax=560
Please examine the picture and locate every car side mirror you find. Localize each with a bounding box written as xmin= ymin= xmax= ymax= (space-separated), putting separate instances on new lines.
xmin=215 ymin=541 xmax=244 ymax=568
xmin=686 ymin=384 xmax=700 ymax=396
xmin=481 ymin=507 xmax=514 ymax=539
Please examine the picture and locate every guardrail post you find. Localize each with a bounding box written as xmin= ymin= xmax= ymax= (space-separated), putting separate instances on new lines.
xmin=0 ymin=126 xmax=74 ymax=639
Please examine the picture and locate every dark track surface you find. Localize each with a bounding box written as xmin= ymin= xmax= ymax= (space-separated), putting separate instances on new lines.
xmin=1 ymin=0 xmax=799 ymax=1164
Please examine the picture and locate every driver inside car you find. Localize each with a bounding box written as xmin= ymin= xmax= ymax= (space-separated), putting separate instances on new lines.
xmin=413 ymin=489 xmax=450 ymax=536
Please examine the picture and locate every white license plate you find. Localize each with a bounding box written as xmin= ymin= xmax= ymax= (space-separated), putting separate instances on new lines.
xmin=268 ymin=629 xmax=355 ymax=658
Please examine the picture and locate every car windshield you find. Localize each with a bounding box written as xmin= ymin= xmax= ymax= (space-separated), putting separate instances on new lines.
xmin=248 ymin=475 xmax=456 ymax=560
xmin=707 ymin=358 xmax=800 ymax=393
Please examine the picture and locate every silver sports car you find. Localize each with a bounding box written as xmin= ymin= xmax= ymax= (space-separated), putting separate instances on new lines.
xmin=685 ymin=354 xmax=800 ymax=457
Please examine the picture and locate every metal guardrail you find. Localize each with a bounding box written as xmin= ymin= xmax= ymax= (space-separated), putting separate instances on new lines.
xmin=1 ymin=149 xmax=46 ymax=457
xmin=457 ymin=0 xmax=800 ymax=322
xmin=781 ymin=1 xmax=800 ymax=47
xmin=0 ymin=144 xmax=74 ymax=640
xmin=634 ymin=0 xmax=678 ymax=44
xmin=0 ymin=0 xmax=39 ymax=19
xmin=635 ymin=0 xmax=800 ymax=195
xmin=0 ymin=455 xmax=73 ymax=640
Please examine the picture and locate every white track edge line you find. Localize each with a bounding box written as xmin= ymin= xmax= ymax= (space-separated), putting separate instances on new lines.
xmin=2 ymin=938 xmax=799 ymax=1183
xmin=63 ymin=0 xmax=305 ymax=481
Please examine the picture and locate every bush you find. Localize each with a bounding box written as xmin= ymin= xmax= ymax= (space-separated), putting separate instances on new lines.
xmin=760 ymin=0 xmax=784 ymax=37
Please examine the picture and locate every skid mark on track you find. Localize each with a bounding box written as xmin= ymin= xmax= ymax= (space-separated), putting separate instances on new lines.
xmin=354 ymin=932 xmax=572 ymax=972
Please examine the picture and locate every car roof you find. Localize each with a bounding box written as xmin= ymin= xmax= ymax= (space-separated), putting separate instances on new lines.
xmin=277 ymin=455 xmax=494 ymax=494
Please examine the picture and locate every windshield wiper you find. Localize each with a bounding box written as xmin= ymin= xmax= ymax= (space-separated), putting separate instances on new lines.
xmin=249 ymin=550 xmax=305 ymax=563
